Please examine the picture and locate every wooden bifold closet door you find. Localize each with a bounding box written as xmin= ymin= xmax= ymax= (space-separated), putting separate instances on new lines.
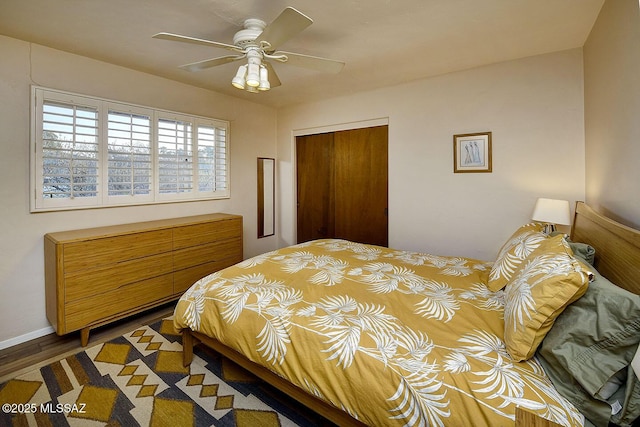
xmin=296 ymin=125 xmax=388 ymax=247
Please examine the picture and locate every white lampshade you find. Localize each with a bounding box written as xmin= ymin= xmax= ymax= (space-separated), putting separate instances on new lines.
xmin=231 ymin=65 xmax=247 ymax=89
xmin=246 ymin=63 xmax=260 ymax=87
xmin=257 ymin=66 xmax=270 ymax=91
xmin=531 ymin=198 xmax=571 ymax=225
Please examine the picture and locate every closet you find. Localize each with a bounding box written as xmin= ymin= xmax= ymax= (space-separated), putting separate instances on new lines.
xmin=296 ymin=125 xmax=388 ymax=246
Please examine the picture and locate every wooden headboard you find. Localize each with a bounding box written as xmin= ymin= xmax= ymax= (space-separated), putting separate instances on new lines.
xmin=571 ymin=201 xmax=640 ymax=295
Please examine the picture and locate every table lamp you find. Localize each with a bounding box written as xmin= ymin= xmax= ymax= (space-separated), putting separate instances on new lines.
xmin=531 ymin=198 xmax=571 ymax=233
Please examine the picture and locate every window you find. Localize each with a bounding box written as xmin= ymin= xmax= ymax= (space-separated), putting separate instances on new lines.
xmin=31 ymin=87 xmax=230 ymax=211
xmin=107 ymin=110 xmax=152 ymax=198
xmin=41 ymin=101 xmax=99 ymax=204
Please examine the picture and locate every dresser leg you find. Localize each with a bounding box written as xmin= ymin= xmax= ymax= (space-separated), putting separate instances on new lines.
xmin=80 ymin=327 xmax=90 ymax=347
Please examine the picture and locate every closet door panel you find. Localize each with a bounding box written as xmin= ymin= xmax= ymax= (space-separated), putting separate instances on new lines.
xmin=334 ymin=125 xmax=388 ymax=247
xmin=296 ymin=133 xmax=335 ymax=243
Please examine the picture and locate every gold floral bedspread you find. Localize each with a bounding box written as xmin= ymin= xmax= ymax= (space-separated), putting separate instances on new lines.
xmin=173 ymin=239 xmax=583 ymax=427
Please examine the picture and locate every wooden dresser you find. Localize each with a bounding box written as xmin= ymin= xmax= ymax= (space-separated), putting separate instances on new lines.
xmin=44 ymin=213 xmax=242 ymax=346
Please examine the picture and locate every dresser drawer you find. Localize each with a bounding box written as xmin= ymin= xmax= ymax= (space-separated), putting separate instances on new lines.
xmin=64 ymin=273 xmax=174 ymax=332
xmin=173 ymin=218 xmax=242 ymax=250
xmin=63 ymin=229 xmax=173 ymax=273
xmin=64 ymin=252 xmax=174 ymax=302
xmin=173 ymin=237 xmax=242 ymax=270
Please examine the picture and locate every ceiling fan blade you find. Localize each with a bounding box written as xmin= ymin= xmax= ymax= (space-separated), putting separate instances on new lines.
xmin=256 ymin=7 xmax=312 ymax=51
xmin=275 ymin=51 xmax=345 ymax=74
xmin=179 ymin=55 xmax=244 ymax=72
xmin=264 ymin=62 xmax=281 ymax=88
xmin=153 ymin=32 xmax=240 ymax=52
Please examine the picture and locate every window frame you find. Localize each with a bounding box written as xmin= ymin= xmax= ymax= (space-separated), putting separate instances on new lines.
xmin=30 ymin=86 xmax=230 ymax=212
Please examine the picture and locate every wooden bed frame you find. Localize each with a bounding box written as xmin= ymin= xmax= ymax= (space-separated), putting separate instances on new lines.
xmin=181 ymin=201 xmax=640 ymax=427
xmin=571 ymin=201 xmax=640 ymax=295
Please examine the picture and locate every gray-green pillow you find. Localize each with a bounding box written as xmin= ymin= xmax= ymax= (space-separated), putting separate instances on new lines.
xmin=536 ymin=262 xmax=640 ymax=427
xmin=567 ymin=240 xmax=596 ymax=265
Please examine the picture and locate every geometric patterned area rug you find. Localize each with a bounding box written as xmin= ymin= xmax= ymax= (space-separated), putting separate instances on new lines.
xmin=0 ymin=318 xmax=335 ymax=427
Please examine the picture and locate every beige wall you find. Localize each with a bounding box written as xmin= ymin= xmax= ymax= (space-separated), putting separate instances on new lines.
xmin=277 ymin=49 xmax=586 ymax=261
xmin=584 ymin=0 xmax=640 ymax=227
xmin=0 ymin=36 xmax=278 ymax=347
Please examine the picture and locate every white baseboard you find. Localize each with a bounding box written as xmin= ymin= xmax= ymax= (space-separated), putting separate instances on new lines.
xmin=0 ymin=326 xmax=55 ymax=351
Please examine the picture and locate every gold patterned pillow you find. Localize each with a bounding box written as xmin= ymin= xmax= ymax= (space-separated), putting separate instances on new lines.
xmin=503 ymin=234 xmax=592 ymax=361
xmin=487 ymin=222 xmax=547 ymax=292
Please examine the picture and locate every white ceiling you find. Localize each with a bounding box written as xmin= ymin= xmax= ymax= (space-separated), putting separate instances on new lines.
xmin=0 ymin=0 xmax=604 ymax=108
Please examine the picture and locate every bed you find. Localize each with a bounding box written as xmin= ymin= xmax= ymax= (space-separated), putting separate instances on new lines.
xmin=173 ymin=202 xmax=640 ymax=427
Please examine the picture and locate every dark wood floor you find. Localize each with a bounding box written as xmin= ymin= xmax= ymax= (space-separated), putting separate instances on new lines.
xmin=0 ymin=303 xmax=175 ymax=383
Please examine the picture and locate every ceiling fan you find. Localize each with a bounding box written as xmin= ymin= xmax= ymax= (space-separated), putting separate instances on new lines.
xmin=153 ymin=7 xmax=345 ymax=93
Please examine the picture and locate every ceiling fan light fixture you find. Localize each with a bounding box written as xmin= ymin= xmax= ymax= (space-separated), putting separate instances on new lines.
xmin=246 ymin=62 xmax=260 ymax=87
xmin=157 ymin=7 xmax=344 ymax=95
xmin=258 ymin=66 xmax=270 ymax=91
xmin=231 ymin=65 xmax=247 ymax=89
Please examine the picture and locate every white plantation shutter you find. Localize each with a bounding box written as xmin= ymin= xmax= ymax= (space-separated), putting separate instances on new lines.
xmin=31 ymin=87 xmax=230 ymax=212
xmin=107 ymin=110 xmax=152 ymax=200
xmin=158 ymin=118 xmax=194 ymax=196
xmin=197 ymin=125 xmax=227 ymax=192
xmin=38 ymin=100 xmax=100 ymax=209
xmin=157 ymin=117 xmax=229 ymax=200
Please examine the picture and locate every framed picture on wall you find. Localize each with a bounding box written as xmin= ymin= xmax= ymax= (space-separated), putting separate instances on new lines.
xmin=453 ymin=132 xmax=492 ymax=173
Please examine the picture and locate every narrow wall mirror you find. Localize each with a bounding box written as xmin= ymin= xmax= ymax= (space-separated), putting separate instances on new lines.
xmin=257 ymin=157 xmax=275 ymax=238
